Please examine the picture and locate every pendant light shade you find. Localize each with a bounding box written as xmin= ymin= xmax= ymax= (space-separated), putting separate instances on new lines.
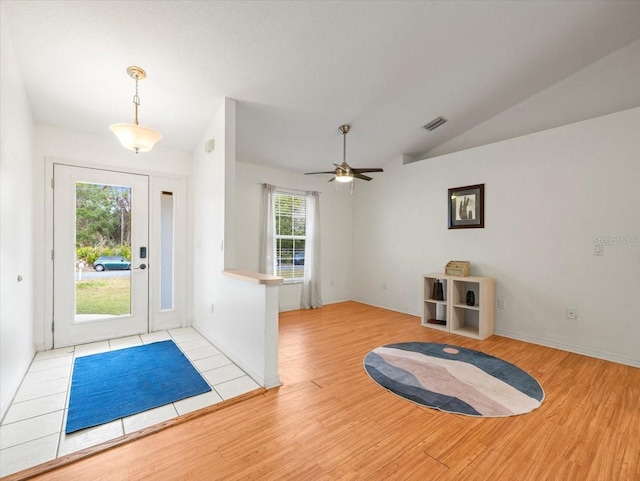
xmin=109 ymin=123 xmax=162 ymax=153
xmin=110 ymin=66 xmax=162 ymax=153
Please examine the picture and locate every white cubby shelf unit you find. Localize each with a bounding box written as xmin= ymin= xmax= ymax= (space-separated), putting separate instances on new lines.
xmin=422 ymin=273 xmax=495 ymax=340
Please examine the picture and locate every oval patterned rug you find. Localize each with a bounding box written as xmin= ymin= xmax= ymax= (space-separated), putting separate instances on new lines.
xmin=364 ymin=342 xmax=544 ymax=417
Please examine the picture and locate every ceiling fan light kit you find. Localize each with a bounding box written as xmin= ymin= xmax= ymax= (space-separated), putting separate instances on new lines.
xmin=305 ymin=124 xmax=383 ymax=187
xmin=335 ymin=170 xmax=354 ymax=183
xmin=109 ymin=66 xmax=162 ymax=154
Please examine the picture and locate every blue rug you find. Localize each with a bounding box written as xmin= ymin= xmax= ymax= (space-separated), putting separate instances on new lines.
xmin=66 ymin=340 xmax=211 ymax=433
xmin=364 ymin=342 xmax=544 ymax=417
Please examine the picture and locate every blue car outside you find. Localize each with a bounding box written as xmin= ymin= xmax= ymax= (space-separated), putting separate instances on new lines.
xmin=92 ymin=256 xmax=131 ymax=272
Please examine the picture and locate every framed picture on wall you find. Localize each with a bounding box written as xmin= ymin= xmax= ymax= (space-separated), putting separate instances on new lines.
xmin=448 ymin=184 xmax=484 ymax=229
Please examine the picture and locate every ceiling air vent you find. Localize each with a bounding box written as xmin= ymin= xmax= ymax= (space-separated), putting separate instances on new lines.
xmin=422 ymin=116 xmax=447 ymax=132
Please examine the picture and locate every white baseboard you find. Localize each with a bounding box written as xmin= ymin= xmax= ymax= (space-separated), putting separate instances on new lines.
xmin=279 ymin=304 xmax=300 ymax=312
xmin=352 ymin=298 xmax=421 ymax=318
xmin=494 ymin=328 xmax=640 ymax=368
xmin=354 ymin=298 xmax=639 ymax=368
xmin=279 ymin=297 xmax=353 ymax=313
xmin=1 ymin=347 xmax=35 ymax=422
xmin=191 ymin=324 xmax=271 ymax=387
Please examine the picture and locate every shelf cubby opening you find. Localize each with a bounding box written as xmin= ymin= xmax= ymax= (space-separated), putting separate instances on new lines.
xmin=424 ymin=277 xmax=447 ymax=303
xmin=452 ymin=279 xmax=480 ymax=309
xmin=423 ymin=300 xmax=447 ymax=330
xmin=451 ymin=305 xmax=480 ymax=337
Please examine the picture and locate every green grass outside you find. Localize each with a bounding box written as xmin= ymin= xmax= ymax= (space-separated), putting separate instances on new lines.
xmin=277 ymin=267 xmax=305 ymax=280
xmin=76 ymin=277 xmax=131 ymax=315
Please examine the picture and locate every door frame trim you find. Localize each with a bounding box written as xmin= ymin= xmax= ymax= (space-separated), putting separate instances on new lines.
xmin=43 ymin=157 xmax=189 ymax=350
xmin=53 ymin=165 xmax=149 ymax=347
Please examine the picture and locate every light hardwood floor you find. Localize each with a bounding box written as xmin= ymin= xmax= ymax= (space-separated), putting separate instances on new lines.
xmin=16 ymin=302 xmax=640 ymax=480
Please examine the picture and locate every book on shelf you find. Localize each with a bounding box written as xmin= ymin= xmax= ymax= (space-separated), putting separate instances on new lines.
xmin=428 ymin=319 xmax=446 ymax=325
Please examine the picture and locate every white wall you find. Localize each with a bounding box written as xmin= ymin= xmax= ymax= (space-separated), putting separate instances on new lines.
xmin=32 ymin=124 xmax=192 ymax=349
xmin=191 ymin=98 xmax=230 ymax=335
xmin=234 ymin=161 xmax=353 ymax=311
xmin=352 ymin=108 xmax=640 ymax=367
xmin=216 ymin=274 xmax=280 ymax=387
xmin=191 ymin=98 xmax=281 ymax=386
xmin=0 ymin=7 xmax=35 ymax=418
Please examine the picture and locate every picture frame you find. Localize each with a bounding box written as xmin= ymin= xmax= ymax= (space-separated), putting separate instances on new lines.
xmin=448 ymin=184 xmax=484 ymax=229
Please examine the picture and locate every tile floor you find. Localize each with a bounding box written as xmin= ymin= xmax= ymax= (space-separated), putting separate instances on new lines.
xmin=0 ymin=328 xmax=260 ymax=477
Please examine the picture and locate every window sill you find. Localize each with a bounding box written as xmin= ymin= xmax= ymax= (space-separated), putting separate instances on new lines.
xmin=282 ymin=279 xmax=303 ymax=285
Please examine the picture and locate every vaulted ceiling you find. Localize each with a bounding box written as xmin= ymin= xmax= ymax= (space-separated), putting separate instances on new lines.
xmin=3 ymin=1 xmax=640 ymax=172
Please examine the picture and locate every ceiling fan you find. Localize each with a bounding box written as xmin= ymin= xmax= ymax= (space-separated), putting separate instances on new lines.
xmin=305 ymin=125 xmax=383 ymax=182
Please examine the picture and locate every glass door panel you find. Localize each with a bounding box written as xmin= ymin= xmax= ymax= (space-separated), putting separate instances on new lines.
xmin=75 ymin=182 xmax=132 ymax=320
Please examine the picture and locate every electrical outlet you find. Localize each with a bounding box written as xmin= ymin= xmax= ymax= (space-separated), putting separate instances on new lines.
xmin=566 ymin=308 xmax=577 ymax=320
xmin=497 ymin=299 xmax=506 ymax=309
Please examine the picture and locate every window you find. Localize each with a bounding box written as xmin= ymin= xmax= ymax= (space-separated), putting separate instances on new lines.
xmin=274 ymin=192 xmax=306 ymax=281
xmin=160 ymin=191 xmax=174 ymax=310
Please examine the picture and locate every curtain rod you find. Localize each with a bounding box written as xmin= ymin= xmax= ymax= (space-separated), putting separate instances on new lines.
xmin=259 ymin=183 xmax=322 ymax=195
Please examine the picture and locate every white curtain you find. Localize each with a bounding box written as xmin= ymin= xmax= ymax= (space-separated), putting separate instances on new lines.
xmin=259 ymin=184 xmax=276 ymax=275
xmin=301 ymin=191 xmax=322 ymax=309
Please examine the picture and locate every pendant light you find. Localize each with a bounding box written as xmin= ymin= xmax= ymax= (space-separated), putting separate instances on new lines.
xmin=109 ymin=66 xmax=162 ymax=153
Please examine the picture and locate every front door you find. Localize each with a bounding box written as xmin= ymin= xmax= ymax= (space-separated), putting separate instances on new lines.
xmin=53 ymin=164 xmax=149 ymax=347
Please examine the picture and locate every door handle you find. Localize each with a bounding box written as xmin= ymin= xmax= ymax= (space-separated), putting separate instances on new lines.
xmin=135 ymin=264 xmax=147 ymax=270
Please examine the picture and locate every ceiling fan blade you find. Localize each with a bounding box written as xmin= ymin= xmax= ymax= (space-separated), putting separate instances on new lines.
xmin=305 ymin=171 xmax=337 ymax=175
xmin=353 ymin=173 xmax=372 ymax=181
xmin=352 ymin=168 xmax=384 ymax=174
xmin=328 ymin=177 xmax=335 ymax=182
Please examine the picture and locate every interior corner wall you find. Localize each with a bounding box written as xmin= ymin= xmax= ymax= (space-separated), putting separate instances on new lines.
xmin=0 ymin=6 xmax=35 ymax=418
xmin=233 ymin=161 xmax=353 ymax=311
xmin=352 ymin=108 xmax=640 ymax=367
